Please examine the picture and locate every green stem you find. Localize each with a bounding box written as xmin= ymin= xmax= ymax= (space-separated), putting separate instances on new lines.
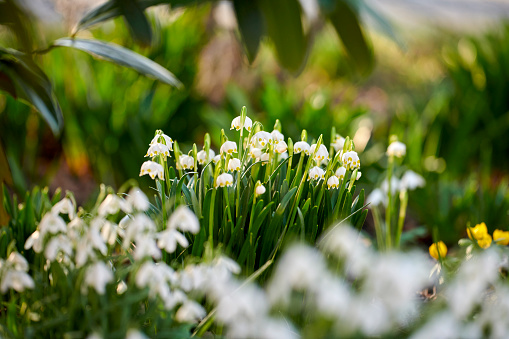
xmin=208 ymin=189 xmax=217 ymax=250
xmin=223 ymin=187 xmax=233 ymax=234
xmin=395 ymin=190 xmax=408 ymax=249
xmin=372 ymin=205 xmax=385 ymax=252
xmin=385 ymin=156 xmax=394 ymax=250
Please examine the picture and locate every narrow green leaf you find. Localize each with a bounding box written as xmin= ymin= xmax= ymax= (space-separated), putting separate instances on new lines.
xmin=233 ymin=0 xmax=264 ymax=63
xmin=117 ymin=0 xmax=153 ymax=46
xmin=53 ymin=38 xmax=182 ymax=88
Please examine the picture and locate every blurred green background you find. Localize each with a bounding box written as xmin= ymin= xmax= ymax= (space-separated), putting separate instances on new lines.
xmin=1 ymin=1 xmax=509 ymax=246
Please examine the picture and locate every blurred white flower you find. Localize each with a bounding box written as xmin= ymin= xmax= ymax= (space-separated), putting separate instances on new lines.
xmin=228 ymin=158 xmax=241 ymax=172
xmin=51 ymin=198 xmax=75 ymax=219
xmin=342 ymin=151 xmax=360 ymax=170
xmin=24 ymin=230 xmax=43 ymax=253
xmin=45 ymin=234 xmax=73 ymax=262
xmin=400 ymin=170 xmax=425 ymax=191
xmin=0 ymin=267 xmax=35 ymax=294
xmin=213 ymin=255 xmax=241 ymax=279
xmin=327 ymin=176 xmax=340 ymax=189
xmin=251 ymin=131 xmax=273 ymax=148
xmin=126 ymin=188 xmax=149 ymax=212
xmin=168 ymin=205 xmax=200 ymax=234
xmin=410 ymin=312 xmax=460 ymax=339
xmin=117 ymin=280 xmax=128 ymax=295
xmin=249 ymin=147 xmax=262 ymax=160
xmin=212 ymin=154 xmax=221 ymax=164
xmin=7 ymin=252 xmax=29 ymax=271
xmin=197 ymin=149 xmax=215 ymax=164
xmin=271 ymin=130 xmax=284 ymax=144
xmin=179 ymin=155 xmax=194 ymax=170
xmin=308 ymin=166 xmax=325 ymax=181
xmin=150 ymin=131 xmax=173 ymax=150
xmin=140 ymin=161 xmax=164 ymax=180
xmin=176 ymin=300 xmax=206 ymax=322
xmin=98 ymin=194 xmax=132 ymax=217
xmin=275 ymin=140 xmax=288 ymax=154
xmin=260 ymin=153 xmax=270 ymax=165
xmin=216 ymin=173 xmax=234 ymax=188
xmin=83 ymin=261 xmax=113 ymax=295
xmin=123 ymin=214 xmax=157 ymax=246
xmin=335 ymin=166 xmax=346 ymax=180
xmin=125 ymin=329 xmax=149 ymax=339
xmin=381 ymin=177 xmax=400 ymax=195
xmin=231 ymin=116 xmax=252 ymax=132
xmin=387 ymin=141 xmax=406 ymax=158
xmin=133 ymin=235 xmax=161 ymax=261
xmin=135 ymin=262 xmax=180 ymax=309
xmin=38 ymin=213 xmax=67 ymax=236
xmin=145 ymin=143 xmax=171 ymax=159
xmin=255 ymin=183 xmax=266 ymax=197
xmin=75 ymin=222 xmax=108 ymax=268
xmin=310 ymin=144 xmax=329 ymax=162
xmin=331 ymin=135 xmax=346 ymax=152
xmin=356 ymin=171 xmax=362 ymax=180
xmin=157 ymin=228 xmax=189 ymax=253
xmin=220 ymin=141 xmax=238 ymax=155
xmin=367 ymin=188 xmax=386 ymax=207
xmin=217 ymin=282 xmax=269 ymax=324
xmin=293 ymin=141 xmax=310 ymax=155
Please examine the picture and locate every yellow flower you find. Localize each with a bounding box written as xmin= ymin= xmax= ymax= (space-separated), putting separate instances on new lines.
xmin=467 ymin=222 xmax=492 ymax=249
xmin=493 ymin=229 xmax=509 ymax=246
xmin=429 ymin=241 xmax=447 ymax=260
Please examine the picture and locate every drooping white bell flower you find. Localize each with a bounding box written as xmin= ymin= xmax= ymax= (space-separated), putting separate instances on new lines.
xmin=342 ymin=151 xmax=360 ymax=170
xmin=310 ymin=144 xmax=329 ymax=162
xmin=0 ymin=254 xmax=34 ymax=294
xmin=212 ymin=154 xmax=221 ymax=164
xmin=7 ymin=252 xmax=29 ymax=272
xmin=331 ymin=135 xmax=346 ymax=152
xmin=38 ymin=213 xmax=67 ymax=236
xmin=308 ymin=166 xmax=325 ymax=181
xmin=157 ymin=228 xmax=189 ymax=253
xmin=249 ymin=147 xmax=262 ymax=160
xmin=98 ymin=194 xmax=132 ymax=216
xmin=260 ymin=153 xmax=270 ymax=165
xmin=176 ymin=300 xmax=207 ymax=323
xmin=327 ymin=176 xmax=340 ymax=189
xmin=83 ymin=261 xmax=113 ymax=295
xmin=231 ymin=116 xmax=253 ymax=132
xmin=179 ymin=155 xmax=194 ymax=170
xmin=400 ymin=170 xmax=425 ymax=191
xmin=125 ymin=329 xmax=149 ymax=339
xmin=133 ymin=235 xmax=161 ymax=261
xmin=275 ymin=140 xmax=288 ymax=154
xmin=150 ymin=131 xmax=173 ymax=150
xmin=381 ymin=177 xmax=400 ymax=195
xmin=294 ymin=141 xmax=310 ymax=155
xmin=271 ymin=130 xmax=284 ymax=144
xmin=387 ymin=141 xmax=406 ymax=158
xmin=145 ymin=143 xmax=171 ymax=159
xmin=51 ymin=198 xmax=75 ymax=219
xmin=220 ymin=141 xmax=238 ymax=155
xmin=123 ymin=214 xmax=157 ymax=246
xmin=216 ymin=173 xmax=234 ymax=188
xmin=140 ymin=161 xmax=164 ymax=180
xmin=44 ymin=234 xmax=73 ymax=262
xmin=255 ymin=182 xmax=266 ymax=197
xmin=366 ymin=188 xmax=386 ymax=207
xmin=126 ymin=188 xmax=149 ymax=212
xmin=228 ymin=158 xmax=241 ymax=172
xmin=251 ymin=131 xmax=273 ymax=148
xmin=335 ymin=166 xmax=347 ymax=180
xmin=167 ymin=205 xmax=200 ymax=234
xmin=356 ymin=171 xmax=362 ymax=180
xmin=24 ymin=230 xmax=43 ymax=253
xmin=197 ymin=149 xmax=216 ymax=164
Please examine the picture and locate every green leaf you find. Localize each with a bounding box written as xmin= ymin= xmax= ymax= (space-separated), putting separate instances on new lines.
xmin=117 ymin=0 xmax=153 ymax=46
xmin=259 ymin=0 xmax=308 ymax=74
xmin=52 ymin=38 xmax=182 ymax=88
xmin=326 ymin=0 xmax=373 ymax=74
xmin=232 ymin=0 xmax=264 ymax=63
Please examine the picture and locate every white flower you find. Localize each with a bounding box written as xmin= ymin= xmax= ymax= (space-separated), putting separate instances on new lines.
xmin=7 ymin=252 xmax=29 ymax=271
xmin=99 ymin=220 xmax=124 ymax=246
xmin=356 ymin=171 xmax=362 ymax=180
xmin=366 ymin=188 xmax=386 ymax=207
xmin=25 ymin=230 xmax=43 ymax=253
xmin=126 ymin=188 xmax=149 ymax=211
xmin=342 ymin=151 xmax=360 ymax=170
xmin=176 ymin=300 xmax=206 ymax=323
xmin=45 ymin=234 xmax=73 ymax=262
xmin=271 ymin=130 xmax=284 ymax=144
xmin=83 ymin=261 xmax=113 ymax=295
xmin=308 ymin=166 xmax=325 ymax=181
xmin=150 ymin=131 xmax=173 ymax=150
xmin=387 ymin=141 xmax=406 ymax=158
xmin=249 ymin=147 xmax=262 ymax=160
xmin=126 ymin=329 xmax=149 ymax=339
xmin=179 ymin=155 xmax=194 ymax=170
xmin=251 ymin=131 xmax=273 ymax=148
xmin=157 ymin=228 xmax=189 ymax=253
xmin=133 ymin=235 xmax=161 ymax=261
xmin=51 ymin=198 xmax=75 ymax=219
xmin=381 ymin=177 xmax=400 ymax=195
xmin=220 ymin=141 xmax=238 ymax=155
xmin=216 ymin=173 xmax=234 ymax=188
xmin=39 ymin=213 xmax=67 ymax=236
xmin=140 ymin=161 xmax=164 ymax=180
xmin=0 ymin=268 xmax=34 ymax=294
xmin=331 ymin=135 xmax=346 ymax=152
xmin=135 ymin=262 xmax=179 ymax=309
xmin=212 ymin=155 xmax=221 ymax=164
xmin=255 ymin=183 xmax=266 ymax=197
xmin=293 ymin=141 xmax=310 ymax=155
xmin=327 ymin=176 xmax=340 ymax=189
xmin=123 ymin=214 xmax=157 ymax=245
xmin=217 ymin=282 xmax=269 ymax=323
xmin=117 ymin=280 xmax=128 ymax=294
xmin=400 ymin=170 xmax=425 ymax=191
xmin=98 ymin=194 xmax=132 ymax=216
xmin=231 ymin=116 xmax=253 ymax=132
xmin=145 ymin=143 xmax=171 ymax=159
xmin=228 ymin=158 xmax=241 ymax=172
xmin=197 ymin=149 xmax=215 ymax=164
xmin=335 ymin=166 xmax=346 ymax=180
xmin=260 ymin=153 xmax=270 ymax=165
xmin=168 ymin=205 xmax=200 ymax=234
xmin=275 ymin=140 xmax=287 ymax=154
xmin=310 ymin=144 xmax=329 ymax=162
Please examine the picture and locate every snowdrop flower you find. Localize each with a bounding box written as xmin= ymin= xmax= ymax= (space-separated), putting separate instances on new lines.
xmin=366 ymin=188 xmax=386 ymax=207
xmin=51 ymin=198 xmax=75 ymax=219
xmin=342 ymin=151 xmax=360 ymax=170
xmin=255 ymin=182 xmax=266 ymax=197
xmin=135 ymin=262 xmax=179 ymax=309
xmin=212 ymin=154 xmax=221 ymax=164
xmin=249 ymin=147 xmax=262 ymax=160
xmin=271 ymin=130 xmax=284 ymax=144
xmin=126 ymin=188 xmax=149 ymax=211
xmin=251 ymin=131 xmax=273 ymax=148
xmin=400 ymin=170 xmax=425 ymax=191
xmin=24 ymin=230 xmax=43 ymax=253
xmin=98 ymin=194 xmax=132 ymax=216
xmin=179 ymin=155 xmax=194 ymax=170
xmin=331 ymin=135 xmax=346 ymax=152
xmin=387 ymin=141 xmax=406 ymax=158
xmin=381 ymin=177 xmax=400 ymax=195
xmin=7 ymin=252 xmax=29 ymax=271
xmin=260 ymin=152 xmax=270 ymax=165
xmin=217 ymin=282 xmax=269 ymax=323
xmin=308 ymin=166 xmax=325 ymax=181
xmin=157 ymin=228 xmax=189 ymax=253
xmin=123 ymin=214 xmax=157 ymax=245
xmin=99 ymin=220 xmax=124 ymax=246
xmin=275 ymin=140 xmax=287 ymax=154
xmin=220 ymin=141 xmax=238 ymax=155
xmin=83 ymin=261 xmax=113 ymax=295
xmin=327 ymin=176 xmax=340 ymax=189
xmin=117 ymin=280 xmax=128 ymax=294
xmin=231 ymin=116 xmax=252 ymax=132
xmin=38 ymin=213 xmax=67 ymax=236
xmin=335 ymin=166 xmax=346 ymax=180
xmin=0 ymin=254 xmax=34 ymax=294
xmin=310 ymin=144 xmax=329 ymax=162
xmin=228 ymin=158 xmax=241 ymax=172
xmin=150 ymin=131 xmax=173 ymax=150
xmin=45 ymin=234 xmax=73 ymax=262
xmin=168 ymin=205 xmax=200 ymax=234
xmin=133 ymin=235 xmax=161 ymax=261
xmin=356 ymin=171 xmax=362 ymax=180
xmin=145 ymin=143 xmax=171 ymax=159
xmin=176 ymin=300 xmax=206 ymax=322
xmin=126 ymin=329 xmax=149 ymax=339
xmin=216 ymin=173 xmax=234 ymax=188
xmin=293 ymin=141 xmax=310 ymax=155
xmin=140 ymin=161 xmax=164 ymax=180
xmin=197 ymin=149 xmax=215 ymax=164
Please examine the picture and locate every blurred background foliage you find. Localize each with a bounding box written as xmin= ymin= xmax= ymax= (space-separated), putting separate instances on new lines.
xmin=1 ymin=0 xmax=509 ymax=245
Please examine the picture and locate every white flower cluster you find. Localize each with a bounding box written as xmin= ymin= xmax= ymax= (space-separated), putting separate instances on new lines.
xmin=0 ymin=252 xmax=34 ymax=294
xmin=367 ymin=170 xmax=426 ymax=207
